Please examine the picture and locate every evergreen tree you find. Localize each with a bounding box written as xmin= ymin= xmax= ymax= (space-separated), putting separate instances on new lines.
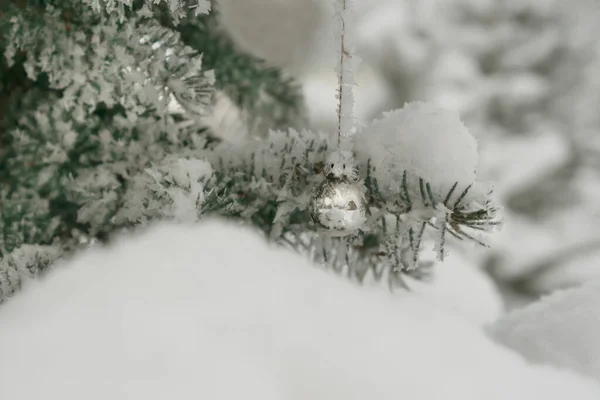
xmin=0 ymin=0 xmax=499 ymax=303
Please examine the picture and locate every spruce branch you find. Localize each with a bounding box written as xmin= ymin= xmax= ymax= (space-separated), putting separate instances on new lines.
xmin=83 ymin=0 xmax=211 ymax=24
xmin=151 ymin=2 xmax=307 ymax=136
xmin=0 ymin=2 xmax=501 ymax=304
xmin=0 ymin=123 xmax=500 ymax=303
xmin=195 ymin=128 xmax=500 ymax=283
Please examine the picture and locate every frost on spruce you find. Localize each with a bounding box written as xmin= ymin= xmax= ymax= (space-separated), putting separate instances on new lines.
xmin=0 ymin=1 xmax=500 ymax=304
xmin=84 ymin=0 xmax=211 ymax=24
xmin=0 ymin=1 xmax=306 ymax=303
xmin=198 ymin=112 xmax=499 ymax=287
xmin=354 ymin=101 xmax=497 ymax=264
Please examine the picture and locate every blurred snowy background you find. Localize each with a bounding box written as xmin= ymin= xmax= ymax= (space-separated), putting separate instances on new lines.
xmin=227 ymin=0 xmax=600 ymax=310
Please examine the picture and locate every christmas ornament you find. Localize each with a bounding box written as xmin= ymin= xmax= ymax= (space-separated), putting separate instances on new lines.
xmin=308 ymin=0 xmax=367 ymax=237
xmin=309 ymin=151 xmax=368 ymax=237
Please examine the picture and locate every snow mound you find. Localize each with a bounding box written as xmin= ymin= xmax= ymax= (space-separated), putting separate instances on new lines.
xmin=0 ymin=220 xmax=598 ymax=400
xmin=355 ymin=102 xmax=478 ymax=197
xmin=491 ymin=279 xmax=600 ymax=381
xmin=408 ymin=243 xmax=504 ymax=326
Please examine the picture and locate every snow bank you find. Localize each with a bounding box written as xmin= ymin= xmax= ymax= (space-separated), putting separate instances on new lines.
xmin=0 ymin=220 xmax=598 ymax=399
xmin=407 ymin=243 xmax=504 ymax=326
xmin=491 ymin=279 xmax=600 ymax=381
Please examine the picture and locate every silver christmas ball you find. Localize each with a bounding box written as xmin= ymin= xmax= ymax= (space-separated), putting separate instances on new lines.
xmin=309 ymin=151 xmax=368 ymax=237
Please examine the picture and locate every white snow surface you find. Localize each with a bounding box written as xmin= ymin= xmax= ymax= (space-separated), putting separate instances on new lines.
xmin=407 ymin=243 xmax=504 ymax=326
xmin=1 ymin=220 xmax=599 ymax=400
xmin=491 ymin=279 xmax=600 ymax=381
xmin=354 ymin=102 xmax=478 ymax=195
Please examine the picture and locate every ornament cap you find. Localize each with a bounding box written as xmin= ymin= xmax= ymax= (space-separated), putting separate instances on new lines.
xmin=323 ymin=150 xmax=358 ymax=181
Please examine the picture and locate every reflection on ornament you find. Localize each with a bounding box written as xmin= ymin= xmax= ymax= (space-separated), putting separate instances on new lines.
xmin=309 ymin=151 xmax=368 ymax=237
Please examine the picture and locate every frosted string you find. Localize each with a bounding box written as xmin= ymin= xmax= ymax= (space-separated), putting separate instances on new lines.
xmin=333 ymin=0 xmax=357 ymax=149
xmin=336 ymin=0 xmax=347 ymax=145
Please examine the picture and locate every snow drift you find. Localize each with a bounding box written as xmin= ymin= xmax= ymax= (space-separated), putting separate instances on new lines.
xmin=492 ymin=279 xmax=600 ymax=381
xmin=0 ymin=220 xmax=598 ymax=399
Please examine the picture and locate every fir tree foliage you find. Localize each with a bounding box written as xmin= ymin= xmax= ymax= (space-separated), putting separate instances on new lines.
xmin=158 ymin=4 xmax=306 ymax=134
xmin=0 ymin=0 xmax=500 ymax=303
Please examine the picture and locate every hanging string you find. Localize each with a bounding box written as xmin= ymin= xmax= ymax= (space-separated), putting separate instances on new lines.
xmin=336 ymin=0 xmax=347 ymax=146
xmin=333 ymin=0 xmax=356 ymax=149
